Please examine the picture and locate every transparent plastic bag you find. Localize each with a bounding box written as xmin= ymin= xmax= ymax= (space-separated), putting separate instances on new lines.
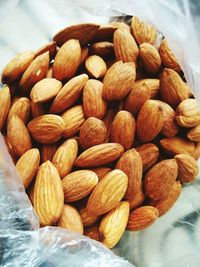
xmin=1 ymin=1 xmax=200 ymax=267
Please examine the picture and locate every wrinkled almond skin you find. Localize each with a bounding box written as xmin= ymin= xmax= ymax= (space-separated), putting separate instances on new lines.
xmin=103 ymin=108 xmax=117 ymax=140
xmin=143 ymin=79 xmax=160 ymax=98
xmin=175 ymin=154 xmax=198 ymax=183
xmin=16 ymin=148 xmax=40 ymax=188
xmin=30 ymin=78 xmax=62 ymax=103
xmin=137 ymin=100 xmax=164 ymax=143
xmin=159 ymin=39 xmax=181 ymax=72
xmin=99 ymin=201 xmax=130 ymax=248
xmin=160 ymin=137 xmax=195 ymax=156
xmin=50 ymin=74 xmax=88 ymax=114
xmin=160 ymin=68 xmax=188 ymax=107
xmin=85 ymin=55 xmax=107 ymax=79
xmin=61 ymin=105 xmax=86 ymax=138
xmin=30 ymin=101 xmax=45 ymax=118
xmin=94 ymin=24 xmax=116 ymax=42
xmin=144 ymin=159 xmax=178 ymax=200
xmin=52 ymin=139 xmax=78 ymax=178
xmin=84 ymin=226 xmax=100 ymax=241
xmin=135 ymin=143 xmax=159 ymax=172
xmin=110 ymin=21 xmax=130 ymax=32
xmin=116 ymin=149 xmax=143 ymax=199
xmin=87 ymin=170 xmax=128 ymax=216
xmin=41 ymin=143 xmax=59 ymax=163
xmin=90 ymin=42 xmax=114 ymax=58
xmin=33 ymin=161 xmax=64 ymax=226
xmin=57 ymin=204 xmax=83 ymax=234
xmin=111 ymin=111 xmax=135 ymax=151
xmin=127 ymin=206 xmax=159 ymax=231
xmin=188 ymin=124 xmax=200 ymax=142
xmin=193 ymin=142 xmax=200 ymax=160
xmin=35 ymin=41 xmax=57 ymax=60
xmin=53 ymin=39 xmax=81 ymax=81
xmin=103 ymin=61 xmax=136 ymax=101
xmin=28 ymin=114 xmax=65 ymax=144
xmin=1 ymin=51 xmax=35 ymax=84
xmin=8 ymin=97 xmax=30 ymax=125
xmin=0 ymin=86 xmax=11 ymax=130
xmin=62 ymin=170 xmax=98 ymax=202
xmin=7 ymin=115 xmax=32 ymax=158
xmin=113 ymin=28 xmax=139 ymax=63
xmin=150 ymin=181 xmax=182 ymax=216
xmin=128 ymin=186 xmax=145 ymax=210
xmin=79 ymin=207 xmax=99 ymax=227
xmin=79 ymin=117 xmax=107 ymax=149
xmin=91 ymin=167 xmax=112 ymax=181
xmin=75 ymin=143 xmax=124 ymax=168
xmin=139 ymin=43 xmax=161 ymax=73
xmin=3 ymin=134 xmax=17 ymax=164
xmin=83 ymin=79 xmax=107 ymax=119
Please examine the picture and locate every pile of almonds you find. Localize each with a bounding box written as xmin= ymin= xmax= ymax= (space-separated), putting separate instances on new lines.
xmin=0 ymin=16 xmax=199 ymax=249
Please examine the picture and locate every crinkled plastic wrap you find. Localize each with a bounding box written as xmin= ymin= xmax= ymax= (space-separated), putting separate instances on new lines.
xmin=1 ymin=1 xmax=200 ymax=267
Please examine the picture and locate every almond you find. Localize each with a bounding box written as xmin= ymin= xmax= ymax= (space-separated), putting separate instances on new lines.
xmin=175 ymin=99 xmax=200 ymax=128
xmin=7 ymin=115 xmax=32 ymax=158
xmin=99 ymin=201 xmax=130 ymax=248
xmin=116 ymin=148 xmax=143 ymax=199
xmin=30 ymin=101 xmax=45 ymax=118
xmin=159 ymin=38 xmax=181 ymax=72
xmin=61 ymin=105 xmax=86 ymax=138
xmin=41 ymin=143 xmax=59 ymax=163
xmin=85 ymin=55 xmax=107 ymax=78
xmin=80 ymin=47 xmax=89 ymax=65
xmin=83 ymin=79 xmax=107 ymax=119
xmin=188 ymin=124 xmax=200 ymax=142
xmin=103 ymin=108 xmax=117 ymax=140
xmin=62 ymin=170 xmax=98 ymax=202
xmin=137 ymin=100 xmax=164 ymax=143
xmin=57 ymin=204 xmax=83 ymax=234
xmin=53 ymin=39 xmax=81 ymax=81
xmin=175 ymin=154 xmax=198 ymax=183
xmin=160 ymin=68 xmax=188 ymax=107
xmin=16 ymin=148 xmax=40 ymax=188
xmin=94 ymin=24 xmax=116 ymax=41
xmin=28 ymin=114 xmax=65 ymax=144
xmin=20 ymin=52 xmax=49 ymax=91
xmin=91 ymin=167 xmax=112 ymax=181
xmin=50 ymin=74 xmax=88 ymax=114
xmin=35 ymin=41 xmax=57 ymax=60
xmin=110 ymin=111 xmax=135 ymax=151
xmin=144 ymin=159 xmax=178 ymax=200
xmin=113 ymin=28 xmax=139 ymax=63
xmin=33 ymin=160 xmax=64 ymax=226
xmin=26 ymin=179 xmax=35 ymax=205
xmin=103 ymin=61 xmax=136 ymax=101
xmin=53 ymin=23 xmax=100 ymax=46
xmin=135 ymin=143 xmax=159 ymax=172
xmin=128 ymin=186 xmax=145 ymax=210
xmin=131 ymin=16 xmax=156 ymax=45
xmin=90 ymin=42 xmax=114 ymax=58
xmin=139 ymin=43 xmax=161 ymax=73
xmin=46 ymin=65 xmax=53 ymax=78
xmin=150 ymin=181 xmax=182 ymax=216
xmin=87 ymin=170 xmax=128 ymax=215
xmin=110 ymin=21 xmax=130 ymax=32
xmin=8 ymin=97 xmax=30 ymax=125
xmin=84 ymin=226 xmax=100 ymax=241
xmin=52 ymin=139 xmax=78 ymax=178
xmin=160 ymin=137 xmax=195 ymax=155
xmin=142 ymin=78 xmax=160 ymax=98
xmin=193 ymin=142 xmax=200 ymax=160
xmin=79 ymin=117 xmax=107 ymax=149
xmin=75 ymin=143 xmax=124 ymax=168
xmin=3 ymin=134 xmax=17 ymax=163
xmin=127 ymin=206 xmax=159 ymax=231
xmin=79 ymin=207 xmax=99 ymax=227
xmin=1 ymin=51 xmax=35 ymax=83
xmin=30 ymin=78 xmax=62 ymax=103
xmin=0 ymin=86 xmax=11 ymax=130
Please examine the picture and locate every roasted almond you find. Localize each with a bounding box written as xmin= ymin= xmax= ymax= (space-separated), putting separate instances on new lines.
xmin=0 ymin=86 xmax=11 ymax=130
xmin=41 ymin=143 xmax=59 ymax=163
xmin=85 ymin=55 xmax=107 ymax=79
xmin=160 ymin=137 xmax=195 ymax=155
xmin=90 ymin=42 xmax=114 ymax=58
xmin=35 ymin=41 xmax=57 ymax=60
xmin=8 ymin=97 xmax=30 ymax=125
xmin=188 ymin=124 xmax=200 ymax=142
xmin=79 ymin=207 xmax=99 ymax=227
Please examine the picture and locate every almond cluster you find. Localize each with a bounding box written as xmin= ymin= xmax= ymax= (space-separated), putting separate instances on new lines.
xmin=0 ymin=17 xmax=199 ymax=249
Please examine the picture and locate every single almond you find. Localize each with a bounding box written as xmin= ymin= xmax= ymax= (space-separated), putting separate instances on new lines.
xmin=62 ymin=170 xmax=98 ymax=202
xmin=85 ymin=55 xmax=107 ymax=79
xmin=8 ymin=97 xmax=30 ymax=125
xmin=16 ymin=148 xmax=40 ymax=188
xmin=103 ymin=108 xmax=118 ymax=140
xmin=193 ymin=142 xmax=200 ymax=160
xmin=0 ymin=86 xmax=11 ymax=130
xmin=91 ymin=167 xmax=112 ymax=181
xmin=35 ymin=41 xmax=57 ymax=60
xmin=52 ymin=139 xmax=78 ymax=178
xmin=28 ymin=114 xmax=65 ymax=144
xmin=94 ymin=24 xmax=116 ymax=42
xmin=30 ymin=101 xmax=45 ymax=118
xmin=87 ymin=170 xmax=128 ymax=215
xmin=41 ymin=143 xmax=59 ymax=163
xmin=79 ymin=207 xmax=99 ymax=227
xmin=84 ymin=226 xmax=100 ymax=241
xmin=188 ymin=124 xmax=200 ymax=142
xmin=90 ymin=42 xmax=114 ymax=58
xmin=128 ymin=186 xmax=145 ymax=210
xmin=110 ymin=21 xmax=130 ymax=32
xmin=80 ymin=47 xmax=89 ymax=65
xmin=75 ymin=143 xmax=124 ymax=168
xmin=3 ymin=134 xmax=17 ymax=164
xmin=46 ymin=64 xmax=53 ymax=78
xmin=141 ymin=78 xmax=160 ymax=98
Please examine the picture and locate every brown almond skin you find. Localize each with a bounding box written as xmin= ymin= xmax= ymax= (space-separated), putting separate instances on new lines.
xmin=83 ymin=79 xmax=107 ymax=119
xmin=8 ymin=97 xmax=30 ymax=125
xmin=35 ymin=41 xmax=57 ymax=60
xmin=94 ymin=24 xmax=116 ymax=42
xmin=110 ymin=21 xmax=130 ymax=32
xmin=28 ymin=114 xmax=65 ymax=144
xmin=0 ymin=86 xmax=11 ymax=130
xmin=87 ymin=170 xmax=128 ymax=216
xmin=135 ymin=143 xmax=159 ymax=172
xmin=75 ymin=143 xmax=124 ymax=168
xmin=150 ymin=181 xmax=182 ymax=216
xmin=90 ymin=42 xmax=114 ymax=58
xmin=79 ymin=207 xmax=99 ymax=227
xmin=175 ymin=154 xmax=198 ymax=183
xmin=16 ymin=148 xmax=40 ymax=188
xmin=79 ymin=117 xmax=107 ymax=149
xmin=193 ymin=142 xmax=200 ymax=160
xmin=80 ymin=47 xmax=89 ymax=65
xmin=91 ymin=167 xmax=112 ymax=181
xmin=103 ymin=108 xmax=118 ymax=140
xmin=137 ymin=100 xmax=164 ymax=143
xmin=7 ymin=115 xmax=32 ymax=158
xmin=144 ymin=159 xmax=178 ymax=200
xmin=127 ymin=206 xmax=159 ymax=231
xmin=128 ymin=186 xmax=145 ymax=210
xmin=1 ymin=51 xmax=35 ymax=84
xmin=30 ymin=101 xmax=45 ymax=118
xmin=188 ymin=125 xmax=200 ymax=142
xmin=111 ymin=111 xmax=135 ymax=151
xmin=85 ymin=55 xmax=107 ymax=79
xmin=160 ymin=137 xmax=195 ymax=156
xmin=50 ymin=74 xmax=88 ymax=114
xmin=62 ymin=170 xmax=98 ymax=202
xmin=84 ymin=226 xmax=100 ymax=241
xmin=3 ymin=134 xmax=17 ymax=164
xmin=41 ymin=143 xmax=59 ymax=163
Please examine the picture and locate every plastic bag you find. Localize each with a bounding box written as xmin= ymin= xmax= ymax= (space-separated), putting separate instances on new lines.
xmin=1 ymin=0 xmax=200 ymax=266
